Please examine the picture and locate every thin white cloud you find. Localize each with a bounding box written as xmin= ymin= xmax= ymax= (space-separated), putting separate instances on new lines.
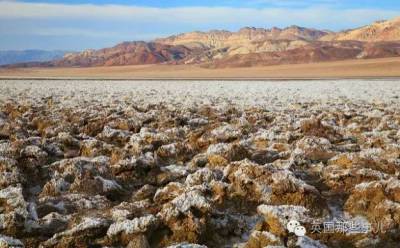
xmin=17 ymin=27 xmax=119 ymax=37
xmin=249 ymin=0 xmax=338 ymax=7
xmin=17 ymin=27 xmax=162 ymax=41
xmin=0 ymin=1 xmax=398 ymax=28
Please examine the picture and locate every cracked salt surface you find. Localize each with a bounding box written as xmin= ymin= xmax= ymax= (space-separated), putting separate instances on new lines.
xmin=1 ymin=79 xmax=400 ymax=248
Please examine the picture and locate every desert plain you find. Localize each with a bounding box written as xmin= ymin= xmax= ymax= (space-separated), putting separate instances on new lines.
xmin=1 ymin=57 xmax=400 ymax=80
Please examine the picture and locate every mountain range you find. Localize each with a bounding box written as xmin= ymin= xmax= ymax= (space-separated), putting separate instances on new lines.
xmin=4 ymin=17 xmax=400 ymax=68
xmin=0 ymin=50 xmax=68 ymax=66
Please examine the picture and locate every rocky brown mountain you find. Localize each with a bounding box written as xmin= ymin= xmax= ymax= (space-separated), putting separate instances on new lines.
xmin=321 ymin=17 xmax=400 ymax=42
xmin=53 ymin=41 xmax=200 ymax=67
xmin=156 ymin=26 xmax=328 ymax=51
xmin=208 ymin=41 xmax=400 ymax=68
xmin=4 ymin=17 xmax=400 ymax=68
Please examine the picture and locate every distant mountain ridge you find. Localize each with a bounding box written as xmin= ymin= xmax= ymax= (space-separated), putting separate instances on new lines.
xmin=155 ymin=26 xmax=329 ymax=48
xmin=3 ymin=17 xmax=400 ymax=68
xmin=0 ymin=50 xmax=69 ymax=66
xmin=321 ymin=17 xmax=400 ymax=42
xmin=51 ymin=42 xmax=196 ymax=67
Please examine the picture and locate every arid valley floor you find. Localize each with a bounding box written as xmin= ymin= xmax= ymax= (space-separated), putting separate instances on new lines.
xmin=2 ymin=57 xmax=400 ymax=80
xmin=1 ymin=80 xmax=400 ymax=248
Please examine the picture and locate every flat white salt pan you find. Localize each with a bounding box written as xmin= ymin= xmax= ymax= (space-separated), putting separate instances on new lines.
xmin=0 ymin=80 xmax=399 ymax=110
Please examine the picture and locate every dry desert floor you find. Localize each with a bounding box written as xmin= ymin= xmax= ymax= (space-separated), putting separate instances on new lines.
xmin=1 ymin=57 xmax=400 ymax=79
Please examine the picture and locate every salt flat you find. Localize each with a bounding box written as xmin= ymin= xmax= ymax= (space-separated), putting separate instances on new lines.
xmin=1 ymin=79 xmax=400 ymax=248
xmin=1 ymin=79 xmax=400 ymax=108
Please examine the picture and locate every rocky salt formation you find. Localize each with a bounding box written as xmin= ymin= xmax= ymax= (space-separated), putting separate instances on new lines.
xmin=0 ymin=80 xmax=400 ymax=247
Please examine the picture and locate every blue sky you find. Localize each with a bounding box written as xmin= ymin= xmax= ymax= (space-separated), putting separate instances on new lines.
xmin=1 ymin=0 xmax=399 ymax=51
xmin=18 ymin=0 xmax=400 ymax=9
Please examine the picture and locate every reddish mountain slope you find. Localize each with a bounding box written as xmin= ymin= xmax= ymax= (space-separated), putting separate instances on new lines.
xmin=3 ymin=17 xmax=400 ymax=68
xmin=54 ymin=41 xmax=199 ymax=67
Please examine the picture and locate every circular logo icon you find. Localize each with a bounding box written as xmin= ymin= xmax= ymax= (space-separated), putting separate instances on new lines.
xmin=294 ymin=225 xmax=307 ymax=237
xmin=287 ymin=220 xmax=300 ymax=233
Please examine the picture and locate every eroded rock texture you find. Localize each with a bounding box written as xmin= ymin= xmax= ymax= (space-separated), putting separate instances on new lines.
xmin=0 ymin=80 xmax=400 ymax=247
